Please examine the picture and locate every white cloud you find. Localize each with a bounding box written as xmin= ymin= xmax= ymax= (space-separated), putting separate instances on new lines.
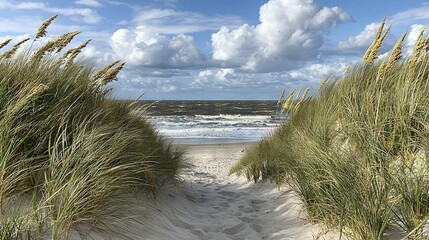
xmin=211 ymin=0 xmax=350 ymax=72
xmin=47 ymin=7 xmax=102 ymax=24
xmin=0 ymin=16 xmax=42 ymax=34
xmin=336 ymin=21 xmax=399 ymax=56
xmin=158 ymin=81 xmax=177 ymax=92
xmin=75 ymin=0 xmax=102 ymax=7
xmin=132 ymin=8 xmax=244 ymax=34
xmin=286 ymin=61 xmax=349 ymax=84
xmin=0 ymin=1 xmax=45 ymax=9
xmin=0 ymin=0 xmax=102 ymax=24
xmin=193 ymin=68 xmax=235 ymax=88
xmin=110 ymin=28 xmax=205 ymax=68
xmin=338 ymin=23 xmax=380 ymax=54
xmin=389 ymin=5 xmax=429 ymax=25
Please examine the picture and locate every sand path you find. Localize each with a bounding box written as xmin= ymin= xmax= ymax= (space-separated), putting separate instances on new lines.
xmin=129 ymin=143 xmax=338 ymax=240
xmin=83 ymin=143 xmax=339 ymax=239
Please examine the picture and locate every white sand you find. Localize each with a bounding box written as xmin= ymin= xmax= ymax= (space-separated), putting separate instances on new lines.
xmin=83 ymin=143 xmax=341 ymax=239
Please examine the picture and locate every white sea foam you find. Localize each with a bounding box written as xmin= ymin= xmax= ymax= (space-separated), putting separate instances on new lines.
xmin=149 ymin=114 xmax=279 ymax=143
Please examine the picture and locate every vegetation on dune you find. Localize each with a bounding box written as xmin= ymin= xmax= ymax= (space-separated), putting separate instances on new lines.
xmin=0 ymin=15 xmax=182 ymax=239
xmin=231 ymin=21 xmax=429 ymax=239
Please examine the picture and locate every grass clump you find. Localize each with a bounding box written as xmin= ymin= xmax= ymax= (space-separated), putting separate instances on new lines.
xmin=0 ymin=15 xmax=182 ymax=238
xmin=232 ymin=21 xmax=429 ymax=239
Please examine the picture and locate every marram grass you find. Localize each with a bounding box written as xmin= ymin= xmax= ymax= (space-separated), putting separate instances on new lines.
xmin=0 ymin=15 xmax=182 ymax=239
xmin=231 ymin=21 xmax=429 ymax=239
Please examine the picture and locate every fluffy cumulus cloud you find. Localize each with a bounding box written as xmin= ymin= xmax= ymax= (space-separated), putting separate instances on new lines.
xmin=337 ymin=22 xmax=397 ymax=56
xmin=286 ymin=61 xmax=349 ymax=84
xmin=192 ymin=69 xmax=236 ymax=88
xmin=211 ymin=0 xmax=350 ymax=72
xmin=338 ymin=23 xmax=381 ymax=54
xmin=110 ymin=28 xmax=206 ymax=68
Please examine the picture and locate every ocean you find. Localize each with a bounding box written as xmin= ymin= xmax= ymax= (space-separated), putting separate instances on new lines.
xmin=142 ymin=100 xmax=281 ymax=144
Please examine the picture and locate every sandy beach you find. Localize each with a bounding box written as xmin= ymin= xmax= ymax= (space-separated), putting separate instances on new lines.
xmin=82 ymin=142 xmax=340 ymax=240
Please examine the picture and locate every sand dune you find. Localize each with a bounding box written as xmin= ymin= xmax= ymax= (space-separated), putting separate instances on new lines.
xmin=83 ymin=143 xmax=340 ymax=239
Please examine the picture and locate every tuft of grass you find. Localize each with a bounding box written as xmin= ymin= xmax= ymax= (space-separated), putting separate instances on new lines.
xmin=232 ymin=20 xmax=429 ymax=239
xmin=0 ymin=15 xmax=182 ymax=238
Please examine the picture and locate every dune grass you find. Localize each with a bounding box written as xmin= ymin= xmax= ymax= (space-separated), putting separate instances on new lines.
xmin=231 ymin=22 xmax=429 ymax=239
xmin=0 ymin=16 xmax=182 ymax=239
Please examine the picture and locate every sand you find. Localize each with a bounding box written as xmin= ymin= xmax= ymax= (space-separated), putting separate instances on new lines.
xmin=83 ymin=142 xmax=340 ymax=240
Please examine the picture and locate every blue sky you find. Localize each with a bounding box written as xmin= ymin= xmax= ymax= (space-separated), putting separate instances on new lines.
xmin=1 ymin=0 xmax=428 ymax=100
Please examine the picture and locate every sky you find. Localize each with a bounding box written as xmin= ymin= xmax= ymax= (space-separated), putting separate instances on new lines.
xmin=1 ymin=0 xmax=428 ymax=100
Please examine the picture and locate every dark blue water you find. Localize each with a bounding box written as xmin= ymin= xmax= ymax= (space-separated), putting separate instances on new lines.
xmin=142 ymin=100 xmax=280 ymax=144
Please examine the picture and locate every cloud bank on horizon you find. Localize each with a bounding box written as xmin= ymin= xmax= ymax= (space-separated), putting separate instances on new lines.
xmin=0 ymin=0 xmax=428 ymax=99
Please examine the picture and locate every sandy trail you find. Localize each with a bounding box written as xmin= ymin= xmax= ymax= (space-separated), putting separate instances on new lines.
xmin=84 ymin=143 xmax=339 ymax=240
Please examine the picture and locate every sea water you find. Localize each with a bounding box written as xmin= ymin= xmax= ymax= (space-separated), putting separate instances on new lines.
xmin=143 ymin=100 xmax=281 ymax=144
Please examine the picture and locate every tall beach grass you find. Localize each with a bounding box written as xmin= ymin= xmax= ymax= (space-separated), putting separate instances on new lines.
xmin=231 ymin=22 xmax=429 ymax=239
xmin=0 ymin=16 xmax=182 ymax=239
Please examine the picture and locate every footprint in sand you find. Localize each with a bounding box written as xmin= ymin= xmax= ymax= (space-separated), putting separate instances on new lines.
xmin=250 ymin=223 xmax=264 ymax=233
xmin=239 ymin=216 xmax=261 ymax=224
xmin=222 ymin=222 xmax=246 ymax=236
xmin=250 ymin=199 xmax=267 ymax=205
xmin=219 ymin=190 xmax=236 ymax=197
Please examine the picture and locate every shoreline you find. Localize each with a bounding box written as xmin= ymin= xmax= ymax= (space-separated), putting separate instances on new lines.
xmin=168 ymin=137 xmax=262 ymax=146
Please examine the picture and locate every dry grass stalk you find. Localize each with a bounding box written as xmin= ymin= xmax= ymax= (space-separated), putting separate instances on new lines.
xmin=64 ymin=39 xmax=92 ymax=67
xmin=128 ymin=92 xmax=147 ymax=109
xmin=291 ymin=89 xmax=303 ymax=113
xmin=9 ymin=84 xmax=49 ymax=115
xmin=318 ymin=75 xmax=331 ymax=91
xmin=0 ymin=38 xmax=30 ymax=60
xmin=410 ymin=27 xmax=426 ymax=66
xmin=277 ymin=89 xmax=285 ymax=106
xmin=423 ymin=35 xmax=429 ymax=52
xmin=32 ymin=32 xmax=80 ymax=62
xmin=100 ymin=62 xmax=125 ymax=87
xmin=387 ymin=32 xmax=407 ymax=70
xmin=54 ymin=31 xmax=80 ymax=53
xmin=0 ymin=39 xmax=12 ymax=50
xmin=301 ymin=87 xmax=311 ymax=101
xmin=343 ymin=63 xmax=351 ymax=77
xmin=377 ymin=60 xmax=387 ymax=81
xmin=101 ymin=87 xmax=113 ymax=95
xmin=34 ymin=14 xmax=58 ymax=40
xmin=93 ymin=61 xmax=120 ymax=81
xmin=363 ymin=17 xmax=386 ymax=63
xmin=281 ymin=89 xmax=296 ymax=113
xmin=367 ymin=25 xmax=392 ymax=64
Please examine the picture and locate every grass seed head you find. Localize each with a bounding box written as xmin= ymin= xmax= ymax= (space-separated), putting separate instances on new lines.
xmin=281 ymin=89 xmax=296 ymax=113
xmin=377 ymin=60 xmax=387 ymax=81
xmin=35 ymin=14 xmax=58 ymax=40
xmin=387 ymin=32 xmax=407 ymax=70
xmin=0 ymin=38 xmax=30 ymax=60
xmin=410 ymin=27 xmax=426 ymax=65
xmin=277 ymin=89 xmax=285 ymax=106
xmin=301 ymin=87 xmax=311 ymax=101
xmin=100 ymin=62 xmax=125 ymax=87
xmin=64 ymin=39 xmax=92 ymax=67
xmin=363 ymin=17 xmax=386 ymax=63
xmin=318 ymin=75 xmax=331 ymax=91
xmin=93 ymin=60 xmax=121 ymax=81
xmin=0 ymin=39 xmax=12 ymax=50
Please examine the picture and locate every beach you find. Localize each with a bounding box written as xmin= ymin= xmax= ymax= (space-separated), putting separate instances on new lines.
xmin=85 ymin=142 xmax=340 ymax=239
